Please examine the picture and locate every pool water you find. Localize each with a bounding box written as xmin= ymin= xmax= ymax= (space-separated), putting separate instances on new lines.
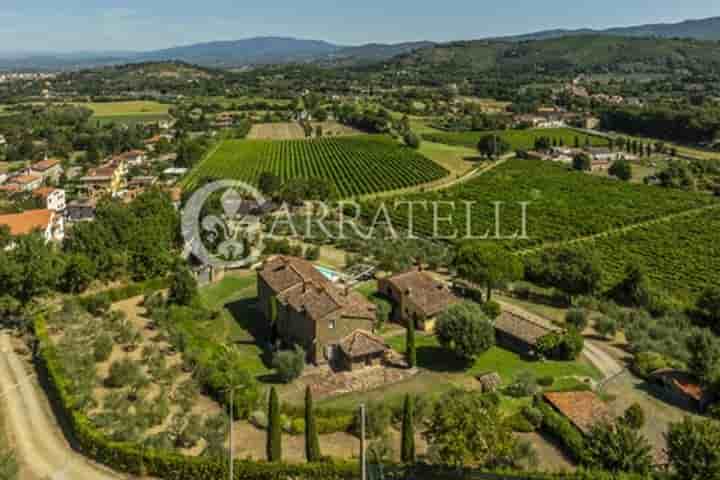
xmin=314 ymin=265 xmax=342 ymax=282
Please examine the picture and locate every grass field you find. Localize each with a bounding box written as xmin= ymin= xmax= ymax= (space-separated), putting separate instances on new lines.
xmin=183 ymin=134 xmax=449 ymax=197
xmin=417 ymin=141 xmax=479 ymax=175
xmin=422 ymin=127 xmax=609 ymax=151
xmin=372 ymin=158 xmax=716 ymax=250
xmin=74 ymin=101 xmax=171 ymax=126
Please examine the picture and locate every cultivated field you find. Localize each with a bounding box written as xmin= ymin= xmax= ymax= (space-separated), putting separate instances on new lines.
xmin=540 ymin=205 xmax=720 ymax=297
xmin=183 ymin=135 xmax=449 ymax=197
xmin=370 ymin=159 xmax=717 ymax=250
xmin=75 ymin=101 xmax=171 ymax=126
xmin=422 ymin=127 xmax=609 ymax=150
xmin=247 ymin=121 xmax=362 ymax=140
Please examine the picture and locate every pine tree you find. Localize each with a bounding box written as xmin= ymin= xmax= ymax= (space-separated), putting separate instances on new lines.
xmin=267 ymin=387 xmax=282 ymax=462
xmin=305 ymin=386 xmax=321 ymax=462
xmin=406 ymin=322 xmax=417 ymax=368
xmin=400 ymin=394 xmax=416 ymax=463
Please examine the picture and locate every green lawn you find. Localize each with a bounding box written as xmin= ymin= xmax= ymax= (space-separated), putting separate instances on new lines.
xmin=79 ymin=100 xmax=170 ymax=116
xmin=386 ymin=334 xmax=600 ymax=382
xmin=189 ymin=274 xmax=272 ymax=378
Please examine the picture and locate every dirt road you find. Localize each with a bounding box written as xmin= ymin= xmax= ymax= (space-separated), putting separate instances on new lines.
xmin=0 ymin=332 xmax=126 ymax=480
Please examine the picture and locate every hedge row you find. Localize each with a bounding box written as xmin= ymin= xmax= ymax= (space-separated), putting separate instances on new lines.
xmin=33 ymin=312 xmax=661 ymax=480
xmin=535 ymin=398 xmax=589 ymax=464
xmin=79 ymin=277 xmax=171 ymax=308
xmin=34 ymin=314 xmax=359 ymax=480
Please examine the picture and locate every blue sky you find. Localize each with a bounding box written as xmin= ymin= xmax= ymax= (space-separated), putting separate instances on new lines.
xmin=1 ymin=1 xmax=719 ymax=52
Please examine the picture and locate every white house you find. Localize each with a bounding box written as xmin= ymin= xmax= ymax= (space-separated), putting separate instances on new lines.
xmin=32 ymin=187 xmax=66 ymax=212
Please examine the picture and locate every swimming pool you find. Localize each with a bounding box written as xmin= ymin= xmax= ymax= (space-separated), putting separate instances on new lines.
xmin=314 ymin=265 xmax=343 ymax=283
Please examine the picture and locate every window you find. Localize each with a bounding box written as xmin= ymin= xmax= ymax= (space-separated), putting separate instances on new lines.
xmin=329 ymin=320 xmax=335 ymax=329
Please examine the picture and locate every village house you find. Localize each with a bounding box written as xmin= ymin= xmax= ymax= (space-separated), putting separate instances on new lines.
xmin=66 ymin=198 xmax=97 ymax=223
xmin=494 ymin=309 xmax=559 ymax=356
xmin=6 ymin=174 xmax=43 ymax=192
xmin=257 ymin=256 xmax=382 ymax=367
xmin=378 ymin=268 xmax=459 ymax=332
xmin=649 ymin=369 xmax=714 ymax=413
xmin=336 ymin=330 xmax=390 ymax=372
xmin=0 ymin=208 xmax=64 ymax=243
xmin=79 ymin=160 xmax=126 ymax=198
xmin=114 ymin=149 xmax=147 ymax=167
xmin=543 ymin=391 xmax=611 ymax=434
xmin=584 ymin=147 xmax=622 ymax=171
xmin=27 ymin=157 xmax=63 ymax=183
xmin=32 ymin=187 xmax=66 ymax=212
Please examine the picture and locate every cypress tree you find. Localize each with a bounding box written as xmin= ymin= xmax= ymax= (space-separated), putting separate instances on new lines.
xmin=400 ymin=394 xmax=415 ymax=463
xmin=406 ymin=322 xmax=417 ymax=368
xmin=267 ymin=387 xmax=282 ymax=462
xmin=304 ymin=386 xmax=321 ymax=462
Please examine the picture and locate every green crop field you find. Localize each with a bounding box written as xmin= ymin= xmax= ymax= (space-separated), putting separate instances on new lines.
xmin=538 ymin=206 xmax=720 ymax=297
xmin=368 ymin=159 xmax=716 ymax=250
xmin=183 ymin=135 xmax=449 ymax=197
xmin=81 ymin=100 xmax=170 ymax=116
xmin=421 ymin=128 xmax=608 ymax=150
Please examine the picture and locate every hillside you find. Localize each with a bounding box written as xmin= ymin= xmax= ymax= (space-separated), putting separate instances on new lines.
xmin=388 ymin=35 xmax=720 ymax=74
xmin=502 ymin=16 xmax=720 ymax=42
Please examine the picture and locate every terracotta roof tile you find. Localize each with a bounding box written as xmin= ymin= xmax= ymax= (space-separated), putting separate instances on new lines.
xmin=339 ymin=330 xmax=389 ymax=358
xmin=384 ymin=270 xmax=459 ymax=317
xmin=0 ymin=209 xmax=53 ymax=236
xmin=30 ymin=158 xmax=60 ymax=171
xmin=543 ymin=391 xmax=611 ymax=434
xmin=494 ymin=311 xmax=557 ymax=346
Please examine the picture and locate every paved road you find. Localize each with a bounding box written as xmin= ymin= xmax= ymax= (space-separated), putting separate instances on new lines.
xmin=0 ymin=332 xmax=126 ymax=480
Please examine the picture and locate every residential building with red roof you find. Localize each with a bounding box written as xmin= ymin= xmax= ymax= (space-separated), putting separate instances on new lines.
xmin=32 ymin=187 xmax=66 ymax=212
xmin=543 ymin=391 xmax=611 ymax=434
xmin=0 ymin=209 xmax=64 ymax=243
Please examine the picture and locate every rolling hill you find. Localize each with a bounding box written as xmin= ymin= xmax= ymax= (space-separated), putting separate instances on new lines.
xmin=388 ymin=35 xmax=720 ymax=74
xmin=501 ymin=16 xmax=720 ymax=42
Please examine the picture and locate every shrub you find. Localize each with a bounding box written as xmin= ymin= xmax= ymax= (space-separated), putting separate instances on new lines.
xmin=623 ymin=403 xmax=646 ymax=430
xmin=536 ymin=399 xmax=588 ymax=464
xmin=537 ymin=328 xmax=584 ymax=361
xmin=566 ymin=308 xmax=589 ymax=331
xmin=506 ymin=412 xmax=535 ymax=433
xmin=273 ymin=346 xmax=306 ymax=383
xmin=351 ymin=401 xmax=391 ymax=438
xmin=106 ymin=358 xmax=144 ymax=388
xmin=480 ymin=300 xmax=501 ymax=319
xmin=504 ymin=371 xmax=538 ymax=398
xmin=290 ymin=418 xmax=305 ymax=435
xmin=249 ymin=411 xmax=268 ymax=429
xmin=631 ymin=351 xmax=668 ymax=377
xmin=537 ymin=376 xmax=555 ymax=387
xmin=520 ymin=405 xmax=544 ymax=429
xmin=595 ymin=316 xmax=619 ymax=339
xmin=85 ymin=293 xmax=111 ymax=315
xmin=93 ymin=333 xmax=114 ymax=362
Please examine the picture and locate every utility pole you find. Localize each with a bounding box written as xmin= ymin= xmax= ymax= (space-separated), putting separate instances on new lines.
xmin=229 ymin=388 xmax=234 ymax=480
xmin=360 ymin=403 xmax=367 ymax=480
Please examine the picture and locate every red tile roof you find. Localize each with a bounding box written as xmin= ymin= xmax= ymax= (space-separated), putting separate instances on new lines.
xmin=339 ymin=330 xmax=389 ymax=358
xmin=32 ymin=187 xmax=58 ymax=199
xmin=0 ymin=209 xmax=53 ymax=236
xmin=30 ymin=158 xmax=61 ymax=172
xmin=11 ymin=174 xmax=42 ymax=185
xmin=543 ymin=391 xmax=611 ymax=434
xmin=652 ymin=369 xmax=706 ymax=402
xmin=383 ymin=269 xmax=459 ymax=317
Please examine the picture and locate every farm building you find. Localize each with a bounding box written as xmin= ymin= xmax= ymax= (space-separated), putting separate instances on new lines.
xmin=649 ymin=369 xmax=714 ymax=413
xmin=337 ymin=330 xmax=390 ymax=372
xmin=379 ymin=268 xmax=459 ymax=332
xmin=494 ymin=310 xmax=558 ymax=357
xmin=257 ymin=256 xmax=378 ymax=367
xmin=543 ymin=391 xmax=611 ymax=434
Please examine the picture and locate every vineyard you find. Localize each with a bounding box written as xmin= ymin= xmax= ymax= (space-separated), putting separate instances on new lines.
xmin=527 ymin=206 xmax=720 ymax=297
xmin=421 ymin=128 xmax=609 ymax=150
xmin=182 ymin=135 xmax=449 ymax=197
xmin=366 ymin=159 xmax=717 ymax=250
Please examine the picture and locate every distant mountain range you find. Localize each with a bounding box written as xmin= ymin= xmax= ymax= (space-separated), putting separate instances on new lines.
xmin=1 ymin=16 xmax=719 ymax=71
xmin=500 ymin=16 xmax=720 ymax=42
xmin=0 ymin=37 xmax=435 ymax=71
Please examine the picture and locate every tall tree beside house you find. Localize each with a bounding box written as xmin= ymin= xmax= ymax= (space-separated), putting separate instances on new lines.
xmin=167 ymin=263 xmax=198 ymax=306
xmin=454 ymin=242 xmax=523 ymax=301
xmin=406 ymin=322 xmax=417 ymax=368
xmin=401 ymin=394 xmax=416 ymax=463
xmin=573 ymin=153 xmax=592 ymax=171
xmin=304 ymin=386 xmax=321 ymax=462
xmin=267 ymin=387 xmax=282 ymax=462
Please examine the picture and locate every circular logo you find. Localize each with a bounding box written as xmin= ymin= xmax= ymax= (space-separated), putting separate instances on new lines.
xmin=181 ymin=180 xmax=267 ymax=267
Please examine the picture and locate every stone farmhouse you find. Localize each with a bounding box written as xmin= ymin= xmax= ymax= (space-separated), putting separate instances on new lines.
xmin=257 ymin=256 xmax=384 ymax=368
xmin=378 ymin=268 xmax=459 ymax=332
